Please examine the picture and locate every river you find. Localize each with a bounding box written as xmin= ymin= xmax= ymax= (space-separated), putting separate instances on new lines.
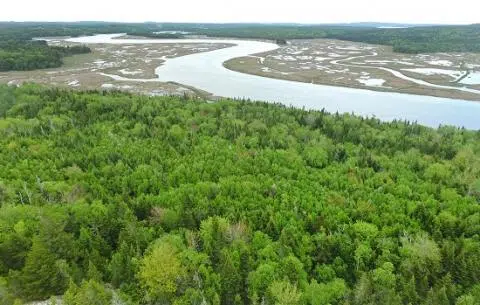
xmin=66 ymin=34 xmax=480 ymax=130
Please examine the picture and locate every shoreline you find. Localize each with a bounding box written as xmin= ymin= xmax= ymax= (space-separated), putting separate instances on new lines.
xmin=223 ymin=61 xmax=480 ymax=103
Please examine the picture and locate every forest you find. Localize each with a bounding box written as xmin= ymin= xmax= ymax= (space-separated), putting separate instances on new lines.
xmin=324 ymin=25 xmax=480 ymax=53
xmin=0 ymin=22 xmax=193 ymax=71
xmin=0 ymin=40 xmax=91 ymax=71
xmin=0 ymin=84 xmax=479 ymax=305
xmin=0 ymin=22 xmax=165 ymax=72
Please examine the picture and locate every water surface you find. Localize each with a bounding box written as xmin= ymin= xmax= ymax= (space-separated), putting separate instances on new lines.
xmin=66 ymin=34 xmax=480 ymax=130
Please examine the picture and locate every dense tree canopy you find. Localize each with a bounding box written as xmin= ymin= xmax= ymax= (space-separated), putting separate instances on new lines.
xmin=0 ymin=40 xmax=91 ymax=71
xmin=0 ymin=22 xmax=189 ymax=71
xmin=0 ymin=84 xmax=479 ymax=304
xmin=0 ymin=22 xmax=163 ymax=72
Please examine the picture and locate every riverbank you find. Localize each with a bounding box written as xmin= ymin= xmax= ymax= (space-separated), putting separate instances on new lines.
xmin=3 ymin=34 xmax=480 ymax=129
xmin=0 ymin=37 xmax=231 ymax=97
xmin=224 ymin=39 xmax=480 ymax=102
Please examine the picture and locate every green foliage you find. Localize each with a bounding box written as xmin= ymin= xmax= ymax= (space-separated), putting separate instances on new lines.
xmin=0 ymin=21 xmax=479 ymax=73
xmin=161 ymin=23 xmax=480 ymax=53
xmin=0 ymin=277 xmax=17 ymax=305
xmin=400 ymin=234 xmax=441 ymax=281
xmin=0 ymin=85 xmax=479 ymax=304
xmin=304 ymin=279 xmax=346 ymax=305
xmin=138 ymin=238 xmax=186 ymax=303
xmin=8 ymin=237 xmax=68 ymax=300
xmin=267 ymin=281 xmax=303 ymax=305
xmin=0 ymin=40 xmax=90 ymax=72
xmin=63 ymin=279 xmax=112 ymax=305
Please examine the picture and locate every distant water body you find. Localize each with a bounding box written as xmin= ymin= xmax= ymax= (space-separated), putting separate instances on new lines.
xmin=66 ymin=34 xmax=480 ymax=130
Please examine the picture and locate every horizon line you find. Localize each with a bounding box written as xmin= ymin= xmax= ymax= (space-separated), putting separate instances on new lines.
xmin=0 ymin=20 xmax=477 ymax=26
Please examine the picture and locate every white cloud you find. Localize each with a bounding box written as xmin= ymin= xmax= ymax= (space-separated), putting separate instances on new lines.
xmin=2 ymin=0 xmax=479 ymax=24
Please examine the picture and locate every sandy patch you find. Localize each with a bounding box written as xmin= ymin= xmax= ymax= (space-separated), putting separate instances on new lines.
xmin=402 ymin=68 xmax=463 ymax=79
xmin=460 ymin=72 xmax=480 ymax=85
xmin=427 ymin=60 xmax=453 ymax=67
xmin=68 ymin=80 xmax=80 ymax=87
xmin=357 ymin=78 xmax=386 ymax=87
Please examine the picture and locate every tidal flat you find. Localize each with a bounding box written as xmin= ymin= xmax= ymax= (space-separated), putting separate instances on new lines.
xmin=224 ymin=39 xmax=480 ymax=101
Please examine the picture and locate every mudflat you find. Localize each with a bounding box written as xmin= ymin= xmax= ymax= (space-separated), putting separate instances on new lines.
xmin=224 ymin=39 xmax=480 ymax=101
xmin=0 ymin=37 xmax=231 ymax=97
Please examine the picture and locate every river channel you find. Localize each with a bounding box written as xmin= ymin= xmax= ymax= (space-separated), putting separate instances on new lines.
xmin=66 ymin=34 xmax=480 ymax=129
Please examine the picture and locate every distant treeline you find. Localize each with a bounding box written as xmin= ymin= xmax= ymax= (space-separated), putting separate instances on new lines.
xmin=167 ymin=23 xmax=480 ymax=54
xmin=0 ymin=22 xmax=190 ymax=71
xmin=1 ymin=22 xmax=480 ymax=72
xmin=0 ymin=22 xmax=184 ymax=40
xmin=324 ymin=25 xmax=480 ymax=53
xmin=0 ymin=40 xmax=91 ymax=71
xmin=0 ymin=24 xmax=99 ymax=71
xmin=0 ymin=22 xmax=170 ymax=72
xmin=124 ymin=28 xmax=185 ymax=39
xmin=0 ymin=22 xmax=162 ymax=39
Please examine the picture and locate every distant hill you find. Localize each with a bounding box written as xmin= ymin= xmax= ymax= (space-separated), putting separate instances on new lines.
xmin=319 ymin=22 xmax=440 ymax=28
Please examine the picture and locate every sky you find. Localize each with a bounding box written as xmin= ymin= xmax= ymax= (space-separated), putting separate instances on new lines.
xmin=1 ymin=0 xmax=479 ymax=24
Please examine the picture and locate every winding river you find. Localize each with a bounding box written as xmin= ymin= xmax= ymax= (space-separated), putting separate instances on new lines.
xmin=66 ymin=34 xmax=480 ymax=130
